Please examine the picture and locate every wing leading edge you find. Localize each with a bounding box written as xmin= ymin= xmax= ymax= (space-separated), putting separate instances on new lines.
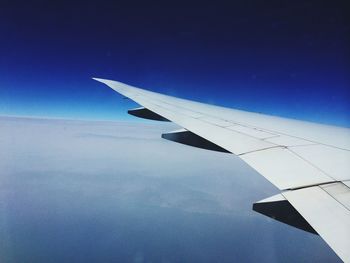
xmin=94 ymin=77 xmax=350 ymax=262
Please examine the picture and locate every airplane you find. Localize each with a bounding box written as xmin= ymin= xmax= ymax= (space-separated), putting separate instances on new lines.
xmin=93 ymin=77 xmax=350 ymax=262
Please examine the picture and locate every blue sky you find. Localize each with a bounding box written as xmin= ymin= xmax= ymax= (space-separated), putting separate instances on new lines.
xmin=0 ymin=1 xmax=349 ymax=126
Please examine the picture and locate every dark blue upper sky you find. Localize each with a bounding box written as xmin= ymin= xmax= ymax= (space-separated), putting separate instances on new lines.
xmin=0 ymin=0 xmax=349 ymax=126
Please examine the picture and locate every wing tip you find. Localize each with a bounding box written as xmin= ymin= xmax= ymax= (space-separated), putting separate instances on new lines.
xmin=92 ymin=77 xmax=108 ymax=83
xmin=92 ymin=77 xmax=129 ymax=88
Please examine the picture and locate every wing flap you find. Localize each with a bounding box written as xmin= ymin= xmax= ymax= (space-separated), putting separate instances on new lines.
xmin=240 ymin=147 xmax=333 ymax=190
xmin=283 ymin=183 xmax=350 ymax=263
xmin=265 ymin=135 xmax=315 ymax=146
xmin=226 ymin=125 xmax=278 ymax=139
xmin=289 ymin=145 xmax=350 ymax=181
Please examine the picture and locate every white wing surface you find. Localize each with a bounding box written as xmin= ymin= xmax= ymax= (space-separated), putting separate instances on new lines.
xmin=94 ymin=78 xmax=350 ymax=262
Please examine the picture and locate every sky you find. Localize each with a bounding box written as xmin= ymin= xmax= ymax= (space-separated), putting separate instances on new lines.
xmin=0 ymin=117 xmax=340 ymax=262
xmin=0 ymin=0 xmax=349 ymax=126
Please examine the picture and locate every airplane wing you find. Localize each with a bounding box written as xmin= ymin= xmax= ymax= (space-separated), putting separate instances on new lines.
xmin=94 ymin=78 xmax=350 ymax=262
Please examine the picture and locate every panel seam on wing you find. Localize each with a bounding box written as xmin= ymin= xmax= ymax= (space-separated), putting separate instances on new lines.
xmin=237 ymin=145 xmax=285 ymax=156
xmin=321 ymin=183 xmax=350 ymax=212
xmin=142 ymin=92 xmax=350 ymax=151
xmin=287 ymin=147 xmax=338 ymax=182
xmin=137 ymin=92 xmax=350 ymax=151
xmin=283 ymin=184 xmax=350 ymax=212
xmin=282 ymin=181 xmax=341 ymax=191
